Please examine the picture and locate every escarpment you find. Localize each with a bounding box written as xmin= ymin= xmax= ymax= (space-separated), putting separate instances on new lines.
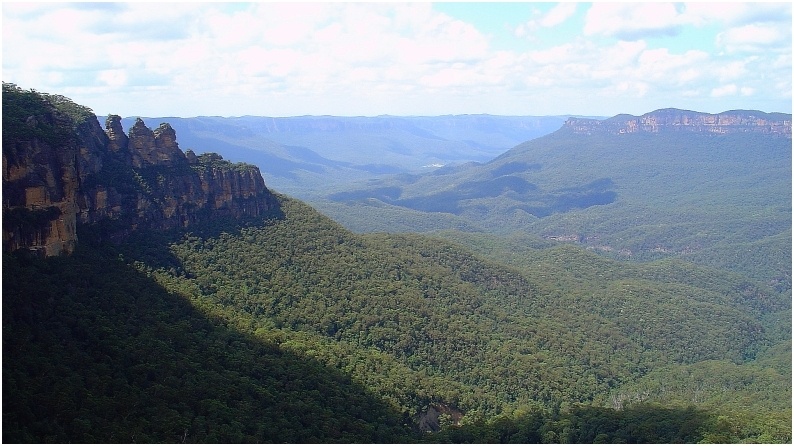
xmin=565 ymin=108 xmax=792 ymax=136
xmin=2 ymin=84 xmax=277 ymax=256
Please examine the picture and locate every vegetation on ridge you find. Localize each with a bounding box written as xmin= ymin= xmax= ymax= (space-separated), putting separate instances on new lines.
xmin=321 ymin=127 xmax=791 ymax=288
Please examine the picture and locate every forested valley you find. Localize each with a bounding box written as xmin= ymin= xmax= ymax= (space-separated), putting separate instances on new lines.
xmin=2 ymin=86 xmax=790 ymax=443
xmin=5 ymin=195 xmax=790 ymax=443
xmin=318 ymin=121 xmax=791 ymax=290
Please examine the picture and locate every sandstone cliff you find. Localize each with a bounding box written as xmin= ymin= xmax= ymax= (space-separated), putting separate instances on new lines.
xmin=3 ymin=84 xmax=277 ymax=257
xmin=565 ymin=108 xmax=792 ymax=136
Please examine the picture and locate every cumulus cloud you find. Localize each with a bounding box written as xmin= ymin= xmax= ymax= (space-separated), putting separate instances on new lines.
xmin=515 ymin=3 xmax=578 ymax=38
xmin=740 ymin=87 xmax=755 ymax=96
xmin=5 ymin=4 xmax=489 ymax=104
xmin=711 ymin=84 xmax=739 ymax=97
xmin=97 ymin=69 xmax=128 ymax=88
xmin=1 ymin=2 xmax=790 ymax=116
xmin=716 ymin=23 xmax=791 ymax=54
xmin=539 ymin=3 xmax=578 ymax=28
xmin=517 ymin=39 xmax=715 ymax=98
xmin=681 ymin=2 xmax=791 ymax=27
xmin=584 ymin=3 xmax=686 ymax=39
xmin=584 ymin=2 xmax=792 ymax=47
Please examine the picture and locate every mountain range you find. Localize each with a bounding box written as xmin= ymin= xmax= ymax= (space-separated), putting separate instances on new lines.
xmin=318 ymin=108 xmax=792 ymax=286
xmin=113 ymin=108 xmax=791 ymax=287
xmin=3 ymin=84 xmax=791 ymax=443
xmin=119 ymin=114 xmax=575 ymax=197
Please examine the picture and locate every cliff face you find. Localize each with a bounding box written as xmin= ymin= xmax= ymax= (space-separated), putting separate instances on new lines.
xmin=564 ymin=108 xmax=792 ymax=136
xmin=2 ymin=84 xmax=277 ymax=257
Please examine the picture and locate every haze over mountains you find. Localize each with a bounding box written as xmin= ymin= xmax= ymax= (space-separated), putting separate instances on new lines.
xmin=121 ymin=108 xmax=791 ymax=287
xmin=314 ymin=109 xmax=791 ymax=283
xmin=119 ymin=115 xmax=577 ymax=196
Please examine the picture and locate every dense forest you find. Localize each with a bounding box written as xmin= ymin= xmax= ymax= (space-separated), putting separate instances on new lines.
xmin=5 ymin=195 xmax=790 ymax=442
xmin=318 ymin=126 xmax=791 ymax=289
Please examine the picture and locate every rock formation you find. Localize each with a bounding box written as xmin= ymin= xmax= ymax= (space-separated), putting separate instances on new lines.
xmin=565 ymin=108 xmax=792 ymax=136
xmin=2 ymin=84 xmax=277 ymax=257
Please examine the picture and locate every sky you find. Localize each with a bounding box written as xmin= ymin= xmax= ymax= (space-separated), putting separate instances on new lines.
xmin=2 ymin=1 xmax=792 ymax=118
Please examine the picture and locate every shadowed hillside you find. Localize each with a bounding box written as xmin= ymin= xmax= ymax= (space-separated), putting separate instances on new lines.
xmin=3 ymin=245 xmax=412 ymax=443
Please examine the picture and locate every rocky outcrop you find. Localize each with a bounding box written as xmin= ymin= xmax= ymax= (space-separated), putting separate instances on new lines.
xmin=128 ymin=118 xmax=188 ymax=168
xmin=3 ymin=84 xmax=277 ymax=257
xmin=3 ymin=89 xmax=82 ymax=256
xmin=565 ymin=109 xmax=792 ymax=136
xmin=2 ymin=132 xmax=80 ymax=256
xmin=105 ymin=114 xmax=129 ymax=154
xmin=416 ymin=403 xmax=464 ymax=433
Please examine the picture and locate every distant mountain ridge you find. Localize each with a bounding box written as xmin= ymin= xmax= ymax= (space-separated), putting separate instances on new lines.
xmin=129 ymin=114 xmax=573 ymax=139
xmin=565 ymin=108 xmax=791 ymax=136
xmin=119 ymin=114 xmax=575 ymax=197
xmin=319 ymin=107 xmax=791 ymax=285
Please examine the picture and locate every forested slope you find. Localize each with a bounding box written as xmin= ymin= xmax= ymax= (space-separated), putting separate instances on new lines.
xmin=3 ymin=245 xmax=413 ymax=443
xmin=7 ymin=194 xmax=786 ymax=442
xmin=322 ymin=121 xmax=791 ymax=287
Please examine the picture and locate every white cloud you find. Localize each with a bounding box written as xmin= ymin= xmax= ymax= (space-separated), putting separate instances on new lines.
xmin=635 ymin=48 xmax=710 ymax=83
xmin=716 ymin=23 xmax=791 ymax=54
xmin=711 ymin=84 xmax=738 ymax=97
xmin=2 ymin=2 xmax=790 ymax=117
xmin=540 ymin=3 xmax=578 ymax=28
xmin=97 ymin=69 xmax=128 ymax=88
xmin=716 ymin=60 xmax=748 ymax=83
xmin=584 ymin=3 xmax=685 ymax=39
xmin=613 ymin=80 xmax=650 ymax=98
xmin=515 ymin=3 xmax=578 ymax=39
xmin=740 ymin=87 xmax=755 ymax=96
xmin=526 ymin=42 xmax=580 ymax=65
xmin=584 ymin=2 xmax=792 ymax=42
xmin=681 ymin=2 xmax=791 ymax=27
xmin=517 ymin=39 xmax=715 ymax=95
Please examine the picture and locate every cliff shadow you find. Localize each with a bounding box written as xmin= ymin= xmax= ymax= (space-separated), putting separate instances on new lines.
xmin=2 ymin=242 xmax=413 ymax=443
xmin=78 ymin=201 xmax=286 ymax=277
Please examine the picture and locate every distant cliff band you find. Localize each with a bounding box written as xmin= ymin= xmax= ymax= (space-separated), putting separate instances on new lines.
xmin=565 ymin=109 xmax=792 ymax=136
